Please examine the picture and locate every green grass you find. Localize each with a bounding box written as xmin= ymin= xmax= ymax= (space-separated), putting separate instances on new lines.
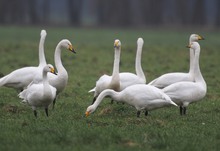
xmin=0 ymin=26 xmax=220 ymax=151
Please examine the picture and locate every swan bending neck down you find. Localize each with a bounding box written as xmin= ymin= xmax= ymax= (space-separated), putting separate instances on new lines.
xmin=148 ymin=34 xmax=204 ymax=88
xmin=163 ymin=42 xmax=207 ymax=115
xmin=19 ymin=64 xmax=57 ymax=117
xmin=0 ymin=30 xmax=47 ymax=91
xmin=86 ymin=84 xmax=177 ymax=117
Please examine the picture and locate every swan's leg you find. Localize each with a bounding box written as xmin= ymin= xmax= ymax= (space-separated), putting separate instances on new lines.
xmin=52 ymin=97 xmax=57 ymax=109
xmin=145 ymin=111 xmax=148 ymax=116
xmin=137 ymin=111 xmax=141 ymax=117
xmin=45 ymin=108 xmax=49 ymax=117
xmin=34 ymin=110 xmax=37 ymax=118
xmin=180 ymin=106 xmax=183 ymax=115
xmin=183 ymin=107 xmax=187 ymax=115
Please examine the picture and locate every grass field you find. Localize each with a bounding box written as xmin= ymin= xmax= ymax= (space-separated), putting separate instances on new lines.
xmin=0 ymin=26 xmax=220 ymax=151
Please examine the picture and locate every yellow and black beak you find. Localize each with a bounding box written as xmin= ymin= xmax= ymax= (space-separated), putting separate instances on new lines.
xmin=50 ymin=68 xmax=57 ymax=75
xmin=68 ymin=44 xmax=76 ymax=53
xmin=85 ymin=111 xmax=90 ymax=117
xmin=198 ymin=35 xmax=205 ymax=40
xmin=114 ymin=41 xmax=119 ymax=48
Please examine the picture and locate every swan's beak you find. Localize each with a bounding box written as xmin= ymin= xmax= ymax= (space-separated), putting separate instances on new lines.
xmin=68 ymin=44 xmax=76 ymax=53
xmin=85 ymin=111 xmax=90 ymax=117
xmin=50 ymin=68 xmax=57 ymax=75
xmin=114 ymin=41 xmax=119 ymax=48
xmin=198 ymin=35 xmax=205 ymax=40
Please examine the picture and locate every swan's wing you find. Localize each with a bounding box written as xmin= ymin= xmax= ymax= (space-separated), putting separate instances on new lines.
xmin=162 ymin=82 xmax=202 ymax=102
xmin=88 ymin=87 xmax=95 ymax=93
xmin=0 ymin=67 xmax=38 ymax=90
xmin=94 ymin=75 xmax=111 ymax=94
xmin=148 ymin=72 xmax=192 ymax=88
xmin=119 ymin=73 xmax=145 ymax=90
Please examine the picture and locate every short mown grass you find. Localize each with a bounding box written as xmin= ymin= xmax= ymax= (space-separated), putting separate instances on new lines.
xmin=0 ymin=26 xmax=220 ymax=151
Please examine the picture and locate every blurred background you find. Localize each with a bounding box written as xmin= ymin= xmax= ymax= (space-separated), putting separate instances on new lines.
xmin=0 ymin=0 xmax=219 ymax=29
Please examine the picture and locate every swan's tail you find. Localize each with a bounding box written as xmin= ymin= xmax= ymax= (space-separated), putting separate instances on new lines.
xmin=162 ymin=93 xmax=178 ymax=107
xmin=148 ymin=78 xmax=157 ymax=85
xmin=88 ymin=87 xmax=96 ymax=93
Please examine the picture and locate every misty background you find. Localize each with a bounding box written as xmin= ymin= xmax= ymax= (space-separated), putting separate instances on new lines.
xmin=0 ymin=0 xmax=219 ymax=28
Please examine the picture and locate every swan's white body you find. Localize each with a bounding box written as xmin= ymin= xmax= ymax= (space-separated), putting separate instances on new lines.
xmin=163 ymin=42 xmax=207 ymax=115
xmin=86 ymin=84 xmax=177 ymax=117
xmin=89 ymin=38 xmax=146 ymax=101
xmin=0 ymin=30 xmax=47 ymax=91
xmin=19 ymin=65 xmax=57 ymax=117
xmin=148 ymin=34 xmax=204 ymax=88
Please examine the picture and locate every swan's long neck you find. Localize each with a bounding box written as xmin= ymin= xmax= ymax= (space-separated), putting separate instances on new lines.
xmin=189 ymin=39 xmax=195 ymax=75
xmin=135 ymin=41 xmax=146 ymax=83
xmin=92 ymin=89 xmax=120 ymax=110
xmin=193 ymin=45 xmax=206 ymax=87
xmin=54 ymin=43 xmax=67 ymax=76
xmin=42 ymin=71 xmax=51 ymax=95
xmin=110 ymin=47 xmax=120 ymax=91
xmin=39 ymin=33 xmax=47 ymax=67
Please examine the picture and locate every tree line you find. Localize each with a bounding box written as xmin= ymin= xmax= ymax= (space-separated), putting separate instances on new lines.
xmin=0 ymin=0 xmax=219 ymax=28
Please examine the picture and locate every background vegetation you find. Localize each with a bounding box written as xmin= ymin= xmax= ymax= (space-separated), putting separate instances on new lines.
xmin=0 ymin=26 xmax=220 ymax=151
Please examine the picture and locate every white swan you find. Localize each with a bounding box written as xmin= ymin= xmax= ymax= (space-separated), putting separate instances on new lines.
xmin=19 ymin=64 xmax=57 ymax=117
xmin=86 ymin=84 xmax=177 ymax=117
xmin=89 ymin=39 xmax=121 ymax=103
xmin=162 ymin=42 xmax=207 ymax=115
xmin=0 ymin=30 xmax=47 ymax=91
xmin=46 ymin=39 xmax=75 ymax=108
xmin=89 ymin=38 xmax=146 ymax=103
xmin=148 ymin=34 xmax=204 ymax=88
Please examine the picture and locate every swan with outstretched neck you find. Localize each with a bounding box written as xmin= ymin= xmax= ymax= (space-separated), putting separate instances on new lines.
xmin=148 ymin=34 xmax=204 ymax=88
xmin=86 ymin=84 xmax=177 ymax=117
xmin=0 ymin=30 xmax=47 ymax=91
xmin=163 ymin=42 xmax=207 ymax=115
xmin=19 ymin=64 xmax=57 ymax=117
xmin=89 ymin=38 xmax=146 ymax=104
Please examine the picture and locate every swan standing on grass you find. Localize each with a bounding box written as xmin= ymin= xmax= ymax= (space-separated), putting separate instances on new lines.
xmin=19 ymin=64 xmax=57 ymax=118
xmin=46 ymin=39 xmax=76 ymax=108
xmin=0 ymin=30 xmax=47 ymax=91
xmin=89 ymin=38 xmax=146 ymax=104
xmin=163 ymin=42 xmax=207 ymax=115
xmin=148 ymin=34 xmax=204 ymax=88
xmin=86 ymin=84 xmax=177 ymax=117
xmin=89 ymin=39 xmax=121 ymax=104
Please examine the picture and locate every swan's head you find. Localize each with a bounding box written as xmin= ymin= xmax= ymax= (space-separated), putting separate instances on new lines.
xmin=190 ymin=34 xmax=205 ymax=42
xmin=60 ymin=39 xmax=76 ymax=53
xmin=40 ymin=30 xmax=47 ymax=37
xmin=187 ymin=42 xmax=200 ymax=50
xmin=137 ymin=38 xmax=144 ymax=45
xmin=85 ymin=105 xmax=95 ymax=117
xmin=114 ymin=39 xmax=121 ymax=48
xmin=44 ymin=64 xmax=57 ymax=75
